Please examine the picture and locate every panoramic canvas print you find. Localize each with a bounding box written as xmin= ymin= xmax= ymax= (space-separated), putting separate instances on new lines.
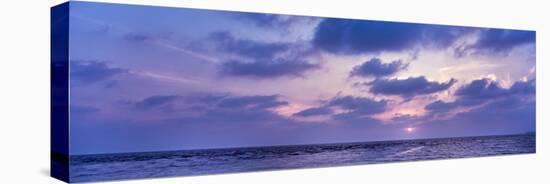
xmin=51 ymin=1 xmax=536 ymax=183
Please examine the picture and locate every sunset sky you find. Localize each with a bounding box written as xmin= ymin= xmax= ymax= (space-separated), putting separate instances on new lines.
xmin=67 ymin=2 xmax=535 ymax=154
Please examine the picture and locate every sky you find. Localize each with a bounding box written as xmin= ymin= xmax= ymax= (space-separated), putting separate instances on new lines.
xmin=67 ymin=1 xmax=536 ymax=155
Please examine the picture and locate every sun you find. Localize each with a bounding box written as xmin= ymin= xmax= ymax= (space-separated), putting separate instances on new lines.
xmin=405 ymin=127 xmax=415 ymax=133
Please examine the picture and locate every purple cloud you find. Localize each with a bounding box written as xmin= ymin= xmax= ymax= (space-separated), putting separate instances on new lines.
xmin=220 ymin=59 xmax=318 ymax=78
xmin=367 ymin=76 xmax=457 ymax=97
xmin=294 ymin=95 xmax=388 ymax=121
xmin=135 ymin=95 xmax=181 ymax=110
xmin=208 ymin=31 xmax=290 ymax=59
xmin=350 ymin=58 xmax=408 ymax=78
xmin=313 ymin=18 xmax=424 ymax=54
xmin=217 ymin=95 xmax=288 ymax=110
xmin=425 ymin=79 xmax=535 ymax=113
xmin=312 ymin=18 xmax=472 ymax=54
xmin=70 ymin=61 xmax=128 ymax=84
xmin=455 ymin=78 xmax=508 ymax=99
xmin=293 ymin=107 xmax=333 ymax=117
xmin=467 ymin=29 xmax=535 ymax=55
xmin=205 ymin=31 xmax=320 ymax=78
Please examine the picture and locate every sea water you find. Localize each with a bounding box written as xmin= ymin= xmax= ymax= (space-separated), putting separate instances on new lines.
xmin=70 ymin=134 xmax=535 ymax=182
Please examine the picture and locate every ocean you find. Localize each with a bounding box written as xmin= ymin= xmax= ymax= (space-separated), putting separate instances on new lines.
xmin=70 ymin=134 xmax=535 ymax=182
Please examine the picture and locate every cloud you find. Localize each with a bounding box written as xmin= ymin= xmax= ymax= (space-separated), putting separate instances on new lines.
xmin=70 ymin=61 xmax=128 ymax=84
xmin=332 ymin=112 xmax=381 ymax=123
xmin=367 ymin=76 xmax=457 ymax=97
xmin=217 ymin=95 xmax=289 ymax=110
xmin=236 ymin=13 xmax=299 ymax=28
xmin=312 ymin=18 xmax=471 ymax=54
xmin=423 ymin=25 xmax=474 ymax=48
xmin=424 ymin=98 xmax=478 ymax=115
xmin=293 ymin=107 xmax=333 ymax=117
xmin=455 ymin=78 xmax=534 ymax=99
xmin=135 ymin=95 xmax=181 ymax=110
xmin=424 ymin=100 xmax=457 ymax=112
xmin=234 ymin=13 xmax=320 ymax=34
xmin=206 ymin=31 xmax=320 ymax=78
xmin=510 ymin=79 xmax=536 ymax=95
xmin=239 ymin=14 xmax=287 ymax=27
xmin=313 ymin=19 xmax=423 ymax=54
xmin=458 ymin=96 xmax=535 ymax=129
xmin=293 ymin=95 xmax=388 ymax=122
xmin=327 ymin=96 xmax=388 ymax=114
xmin=173 ymin=93 xmax=293 ymax=124
xmin=390 ymin=113 xmax=421 ymax=123
xmin=312 ymin=19 xmax=534 ymax=57
xmin=208 ymin=31 xmax=290 ymax=59
xmin=422 ymin=95 xmax=535 ymax=137
xmin=425 ymin=79 xmax=535 ymax=113
xmin=455 ymin=78 xmax=508 ymax=99
xmin=349 ymin=58 xmax=408 ymax=78
xmin=220 ymin=59 xmax=319 ymax=78
xmin=416 ymin=78 xmax=536 ymax=137
xmin=466 ymin=29 xmax=535 ymax=55
xmin=133 ymin=93 xmax=290 ymax=111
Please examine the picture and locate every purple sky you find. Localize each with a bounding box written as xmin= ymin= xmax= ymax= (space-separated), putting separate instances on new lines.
xmin=67 ymin=2 xmax=536 ymax=154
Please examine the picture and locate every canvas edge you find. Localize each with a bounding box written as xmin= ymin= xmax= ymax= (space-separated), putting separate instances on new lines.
xmin=51 ymin=1 xmax=71 ymax=183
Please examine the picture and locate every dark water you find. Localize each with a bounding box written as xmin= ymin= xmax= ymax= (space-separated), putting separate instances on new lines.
xmin=70 ymin=134 xmax=535 ymax=182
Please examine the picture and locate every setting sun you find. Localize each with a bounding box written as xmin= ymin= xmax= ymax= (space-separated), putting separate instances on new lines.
xmin=406 ymin=127 xmax=415 ymax=133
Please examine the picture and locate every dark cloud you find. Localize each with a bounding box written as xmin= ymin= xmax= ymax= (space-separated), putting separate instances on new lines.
xmin=349 ymin=58 xmax=408 ymax=78
xmin=312 ymin=18 xmax=471 ymax=54
xmin=217 ymin=95 xmax=288 ymax=109
xmin=367 ymin=76 xmax=456 ymax=97
xmin=418 ymin=79 xmax=535 ymax=137
xmin=422 ymin=96 xmax=535 ymax=137
xmin=390 ymin=113 xmax=421 ymax=123
xmin=510 ymin=79 xmax=536 ymax=95
xmin=332 ymin=112 xmax=381 ymax=124
xmin=207 ymin=31 xmax=320 ymax=78
xmin=293 ymin=95 xmax=388 ymax=122
xmin=209 ymin=31 xmax=290 ymax=59
xmin=70 ymin=61 xmax=128 ymax=84
xmin=424 ymin=98 xmax=483 ymax=115
xmin=467 ymin=29 xmax=535 ymax=55
xmin=176 ymin=94 xmax=292 ymax=124
xmin=313 ymin=19 xmax=424 ymax=54
xmin=220 ymin=59 xmax=318 ymax=78
xmin=237 ymin=13 xmax=297 ymax=28
xmin=461 ymin=96 xmax=535 ymax=130
xmin=455 ymin=78 xmax=508 ymax=99
xmin=425 ymin=79 xmax=535 ymax=113
xmin=423 ymin=26 xmax=474 ymax=48
xmin=133 ymin=93 xmax=289 ymax=111
xmin=454 ymin=78 xmax=535 ymax=100
xmin=135 ymin=95 xmax=181 ymax=110
xmin=313 ymin=18 xmax=534 ymax=57
xmin=293 ymin=107 xmax=333 ymax=117
xmin=328 ymin=96 xmax=388 ymax=114
xmin=239 ymin=14 xmax=285 ymax=27
xmin=424 ymin=100 xmax=456 ymax=112
xmin=109 ymin=93 xmax=297 ymax=140
xmin=197 ymin=108 xmax=286 ymax=124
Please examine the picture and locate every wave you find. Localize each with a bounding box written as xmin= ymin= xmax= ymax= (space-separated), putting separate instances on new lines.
xmin=391 ymin=146 xmax=425 ymax=157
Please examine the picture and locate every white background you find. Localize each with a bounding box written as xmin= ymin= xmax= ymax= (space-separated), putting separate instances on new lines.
xmin=0 ymin=0 xmax=547 ymax=183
